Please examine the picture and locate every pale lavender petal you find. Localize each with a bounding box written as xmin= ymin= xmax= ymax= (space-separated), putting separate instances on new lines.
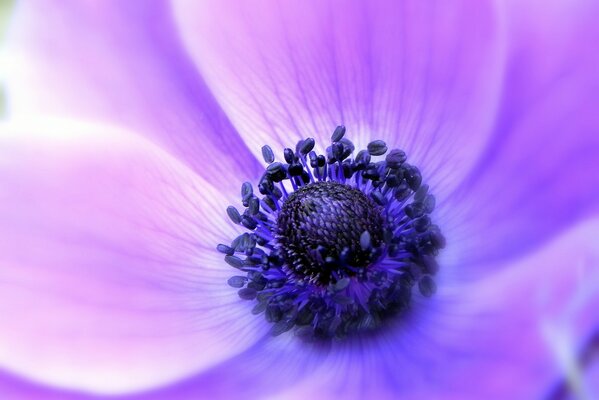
xmin=0 ymin=370 xmax=98 ymax=400
xmin=118 ymin=219 xmax=599 ymax=399
xmin=442 ymin=0 xmax=599 ymax=269
xmin=173 ymin=0 xmax=507 ymax=194
xmin=0 ymin=121 xmax=268 ymax=395
xmin=2 ymin=1 xmax=262 ymax=191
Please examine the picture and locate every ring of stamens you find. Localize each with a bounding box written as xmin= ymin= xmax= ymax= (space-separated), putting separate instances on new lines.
xmin=217 ymin=126 xmax=445 ymax=339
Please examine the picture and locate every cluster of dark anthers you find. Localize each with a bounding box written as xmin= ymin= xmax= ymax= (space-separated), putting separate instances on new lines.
xmin=217 ymin=126 xmax=445 ymax=340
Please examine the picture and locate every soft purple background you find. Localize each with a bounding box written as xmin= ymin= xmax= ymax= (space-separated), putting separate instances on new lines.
xmin=0 ymin=0 xmax=598 ymax=399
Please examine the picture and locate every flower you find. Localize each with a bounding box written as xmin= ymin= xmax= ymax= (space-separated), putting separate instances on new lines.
xmin=1 ymin=0 xmax=599 ymax=399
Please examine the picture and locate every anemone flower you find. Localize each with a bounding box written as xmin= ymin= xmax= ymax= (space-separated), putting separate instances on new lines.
xmin=1 ymin=0 xmax=599 ymax=399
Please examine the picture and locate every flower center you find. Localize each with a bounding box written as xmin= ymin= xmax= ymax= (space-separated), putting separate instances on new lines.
xmin=217 ymin=127 xmax=445 ymax=340
xmin=278 ymin=181 xmax=384 ymax=284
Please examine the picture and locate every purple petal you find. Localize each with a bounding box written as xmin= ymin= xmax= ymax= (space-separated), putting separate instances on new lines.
xmin=442 ymin=0 xmax=599 ymax=269
xmin=582 ymin=353 xmax=599 ymax=399
xmin=544 ymin=331 xmax=599 ymax=400
xmin=136 ymin=218 xmax=599 ymax=399
xmin=173 ymin=0 xmax=506 ymax=194
xmin=2 ymin=1 xmax=262 ymax=190
xmin=0 ymin=122 xmax=268 ymax=394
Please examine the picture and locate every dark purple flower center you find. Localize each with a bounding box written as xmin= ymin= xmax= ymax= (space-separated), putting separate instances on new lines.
xmin=217 ymin=126 xmax=445 ymax=340
xmin=278 ymin=181 xmax=385 ymax=284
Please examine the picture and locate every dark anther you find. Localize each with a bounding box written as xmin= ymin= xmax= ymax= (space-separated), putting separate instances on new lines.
xmin=331 ymin=125 xmax=346 ymax=142
xmin=325 ymin=146 xmax=336 ymax=164
xmin=385 ymin=149 xmax=406 ymax=167
xmin=332 ymin=142 xmax=344 ymax=160
xmin=238 ymin=287 xmax=257 ymax=300
xmin=367 ymin=140 xmax=388 ymax=156
xmin=342 ymin=162 xmax=353 ymax=179
xmin=248 ymin=197 xmax=260 ymax=215
xmin=423 ymin=195 xmax=436 ymax=213
xmin=385 ymin=174 xmax=401 ymax=188
xmin=418 ymin=275 xmax=436 ymax=297
xmin=299 ymin=138 xmax=315 ymax=155
xmin=394 ymin=183 xmax=411 ymax=201
xmin=355 ymin=150 xmax=371 ymax=168
xmin=309 ymin=151 xmax=318 ymax=168
xmin=284 ymin=148 xmax=295 ymax=164
xmin=404 ymin=202 xmax=425 ymax=219
xmin=413 ymin=216 xmax=431 ymax=232
xmin=241 ymin=182 xmax=253 ymax=204
xmin=217 ymin=244 xmax=235 ymax=256
xmin=337 ymin=138 xmax=354 ymax=160
xmin=225 ymin=255 xmax=244 ymax=269
xmin=261 ymin=145 xmax=275 ymax=164
xmin=226 ymin=206 xmax=241 ymax=224
xmin=288 ymin=163 xmax=304 ymax=176
xmin=414 ymin=184 xmax=429 ymax=202
xmin=316 ymin=155 xmax=326 ymax=167
xmin=404 ymin=165 xmax=422 ymax=190
xmin=228 ymin=276 xmax=247 ymax=288
xmin=266 ymin=162 xmax=287 ymax=182
xmin=258 ymin=176 xmax=274 ymax=194
xmin=241 ymin=216 xmax=258 ymax=230
xmin=362 ymin=165 xmax=380 ymax=181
